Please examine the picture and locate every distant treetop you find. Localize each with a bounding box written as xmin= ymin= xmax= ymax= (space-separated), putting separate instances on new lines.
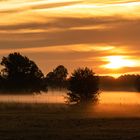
xmin=46 ymin=65 xmax=68 ymax=89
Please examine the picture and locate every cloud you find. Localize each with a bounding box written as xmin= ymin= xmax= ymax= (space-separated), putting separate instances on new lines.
xmin=0 ymin=1 xmax=81 ymax=14
xmin=84 ymin=0 xmax=140 ymax=4
xmin=100 ymin=66 xmax=140 ymax=74
xmin=0 ymin=0 xmax=139 ymax=75
xmin=0 ymin=17 xmax=140 ymax=47
xmin=0 ymin=17 xmax=127 ymax=30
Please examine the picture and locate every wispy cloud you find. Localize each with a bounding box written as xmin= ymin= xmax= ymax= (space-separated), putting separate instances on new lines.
xmin=0 ymin=0 xmax=139 ymax=75
xmin=0 ymin=1 xmax=81 ymax=13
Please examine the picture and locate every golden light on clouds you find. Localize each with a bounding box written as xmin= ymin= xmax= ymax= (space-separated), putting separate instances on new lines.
xmin=42 ymin=1 xmax=140 ymax=18
xmin=104 ymin=56 xmax=137 ymax=69
xmin=0 ymin=0 xmax=139 ymax=76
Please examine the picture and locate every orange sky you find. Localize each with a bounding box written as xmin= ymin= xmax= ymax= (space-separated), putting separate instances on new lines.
xmin=0 ymin=0 xmax=140 ymax=77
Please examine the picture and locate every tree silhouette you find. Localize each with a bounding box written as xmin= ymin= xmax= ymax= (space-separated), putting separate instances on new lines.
xmin=53 ymin=65 xmax=68 ymax=81
xmin=0 ymin=52 xmax=47 ymax=93
xmin=135 ymin=76 xmax=140 ymax=92
xmin=67 ymin=67 xmax=99 ymax=104
xmin=99 ymin=75 xmax=140 ymax=91
xmin=46 ymin=65 xmax=68 ymax=89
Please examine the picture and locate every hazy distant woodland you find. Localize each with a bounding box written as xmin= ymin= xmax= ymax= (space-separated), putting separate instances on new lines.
xmin=99 ymin=75 xmax=140 ymax=91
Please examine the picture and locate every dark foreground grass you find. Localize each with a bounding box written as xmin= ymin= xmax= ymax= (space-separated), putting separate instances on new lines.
xmin=0 ymin=103 xmax=140 ymax=140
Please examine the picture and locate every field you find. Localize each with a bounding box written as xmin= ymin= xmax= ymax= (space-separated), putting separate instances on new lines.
xmin=0 ymin=103 xmax=140 ymax=140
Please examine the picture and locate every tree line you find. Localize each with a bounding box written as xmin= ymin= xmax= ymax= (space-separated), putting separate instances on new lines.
xmin=0 ymin=52 xmax=139 ymax=103
xmin=100 ymin=75 xmax=140 ymax=91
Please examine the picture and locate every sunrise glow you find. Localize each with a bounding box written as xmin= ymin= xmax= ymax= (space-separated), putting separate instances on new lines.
xmin=104 ymin=56 xmax=136 ymax=69
xmin=0 ymin=0 xmax=139 ymax=76
xmin=0 ymin=1 xmax=140 ymax=140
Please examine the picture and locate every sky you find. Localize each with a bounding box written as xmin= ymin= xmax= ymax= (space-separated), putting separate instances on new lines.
xmin=0 ymin=0 xmax=140 ymax=77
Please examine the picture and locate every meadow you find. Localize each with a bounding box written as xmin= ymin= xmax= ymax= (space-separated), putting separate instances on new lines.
xmin=0 ymin=102 xmax=140 ymax=140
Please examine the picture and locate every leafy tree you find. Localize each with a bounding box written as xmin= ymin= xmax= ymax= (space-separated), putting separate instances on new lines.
xmin=53 ymin=65 xmax=68 ymax=81
xmin=67 ymin=67 xmax=99 ymax=104
xmin=46 ymin=65 xmax=68 ymax=89
xmin=0 ymin=52 xmax=47 ymax=93
xmin=46 ymin=72 xmax=56 ymax=88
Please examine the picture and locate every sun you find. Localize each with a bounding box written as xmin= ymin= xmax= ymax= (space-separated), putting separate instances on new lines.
xmin=104 ymin=56 xmax=136 ymax=69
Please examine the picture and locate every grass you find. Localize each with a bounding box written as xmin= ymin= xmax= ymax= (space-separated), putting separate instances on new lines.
xmin=0 ymin=103 xmax=140 ymax=140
